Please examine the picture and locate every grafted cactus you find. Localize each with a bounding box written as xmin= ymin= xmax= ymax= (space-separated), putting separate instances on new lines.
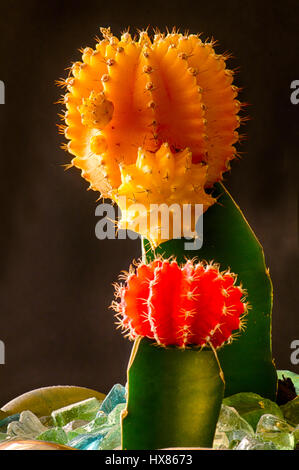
xmin=112 ymin=257 xmax=248 ymax=449
xmin=58 ymin=27 xmax=278 ymax=449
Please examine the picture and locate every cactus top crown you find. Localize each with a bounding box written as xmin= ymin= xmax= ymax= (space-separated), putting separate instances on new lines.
xmin=59 ymin=27 xmax=243 ymax=197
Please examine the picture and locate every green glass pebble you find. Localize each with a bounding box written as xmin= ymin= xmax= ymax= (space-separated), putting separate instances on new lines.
xmin=293 ymin=426 xmax=299 ymax=445
xmin=51 ymin=397 xmax=101 ymax=426
xmin=223 ymin=392 xmax=283 ymax=430
xmin=36 ymin=427 xmax=68 ymax=445
xmin=88 ymin=423 xmax=115 ymax=436
xmin=64 ymin=412 xmax=109 ymax=439
xmin=65 ymin=430 xmax=81 ymax=441
xmin=0 ymin=432 xmax=8 ymax=442
xmin=280 ymin=396 xmax=299 ymax=427
xmin=81 ymin=415 xmax=108 ymax=434
xmin=88 ymin=410 xmax=107 ymax=427
xmin=256 ymin=413 xmax=295 ymax=450
xmin=98 ymin=425 xmax=121 ymax=450
xmin=66 ymin=421 xmax=113 ymax=443
xmin=107 ymin=403 xmax=126 ymax=426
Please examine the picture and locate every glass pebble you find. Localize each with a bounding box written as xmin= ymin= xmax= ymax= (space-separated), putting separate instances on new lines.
xmin=0 ymin=414 xmax=20 ymax=433
xmin=100 ymin=384 xmax=126 ymax=414
xmin=213 ymin=431 xmax=230 ymax=449
xmin=51 ymin=397 xmax=101 ymax=426
xmin=7 ymin=411 xmax=47 ymax=438
xmin=223 ymin=392 xmax=283 ymax=430
xmin=256 ymin=414 xmax=295 ymax=450
xmin=234 ymin=435 xmax=277 ymax=450
xmin=36 ymin=427 xmax=68 ymax=445
xmin=98 ymin=425 xmax=121 ymax=450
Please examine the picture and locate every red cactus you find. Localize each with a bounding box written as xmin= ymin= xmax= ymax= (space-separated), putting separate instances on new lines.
xmin=112 ymin=258 xmax=247 ymax=349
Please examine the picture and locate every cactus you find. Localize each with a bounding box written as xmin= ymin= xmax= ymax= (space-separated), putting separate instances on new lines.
xmin=116 ymin=143 xmax=215 ymax=246
xmin=58 ymin=26 xmax=278 ymax=448
xmin=112 ymin=258 xmax=247 ymax=348
xmin=122 ymin=338 xmax=224 ymax=449
xmin=58 ymin=28 xmax=244 ymax=245
xmin=112 ymin=258 xmax=247 ymax=449
xmin=143 ymin=183 xmax=278 ymax=400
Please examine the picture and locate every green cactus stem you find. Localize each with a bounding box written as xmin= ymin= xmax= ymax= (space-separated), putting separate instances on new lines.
xmin=142 ymin=183 xmax=277 ymax=400
xmin=122 ymin=337 xmax=224 ymax=450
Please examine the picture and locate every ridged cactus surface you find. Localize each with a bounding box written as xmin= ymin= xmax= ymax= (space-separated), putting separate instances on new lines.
xmin=113 ymin=258 xmax=247 ymax=349
xmin=59 ymin=28 xmax=242 ymax=197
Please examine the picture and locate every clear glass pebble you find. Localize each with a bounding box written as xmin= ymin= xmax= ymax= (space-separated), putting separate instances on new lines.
xmin=213 ymin=431 xmax=230 ymax=449
xmin=0 ymin=414 xmax=20 ymax=433
xmin=63 ymin=419 xmax=89 ymax=433
xmin=216 ymin=404 xmax=254 ymax=434
xmin=7 ymin=410 xmax=47 ymax=439
xmin=234 ymin=435 xmax=277 ymax=450
xmin=256 ymin=414 xmax=295 ymax=450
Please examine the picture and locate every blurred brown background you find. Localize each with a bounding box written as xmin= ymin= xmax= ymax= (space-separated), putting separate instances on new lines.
xmin=0 ymin=0 xmax=298 ymax=405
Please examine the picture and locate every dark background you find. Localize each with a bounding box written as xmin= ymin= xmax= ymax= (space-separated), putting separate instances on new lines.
xmin=0 ymin=0 xmax=298 ymax=405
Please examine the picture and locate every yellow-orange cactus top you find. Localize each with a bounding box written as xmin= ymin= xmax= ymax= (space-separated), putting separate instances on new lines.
xmin=58 ymin=27 xmax=243 ymax=245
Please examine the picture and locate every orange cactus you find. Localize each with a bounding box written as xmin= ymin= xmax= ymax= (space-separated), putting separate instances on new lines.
xmin=58 ymin=27 xmax=244 ymax=245
xmin=112 ymin=258 xmax=248 ymax=349
xmin=59 ymin=27 xmax=242 ymax=194
xmin=116 ymin=143 xmax=215 ymax=246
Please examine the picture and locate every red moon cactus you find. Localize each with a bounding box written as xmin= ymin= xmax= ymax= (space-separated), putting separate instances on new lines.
xmin=112 ymin=258 xmax=248 ymax=349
